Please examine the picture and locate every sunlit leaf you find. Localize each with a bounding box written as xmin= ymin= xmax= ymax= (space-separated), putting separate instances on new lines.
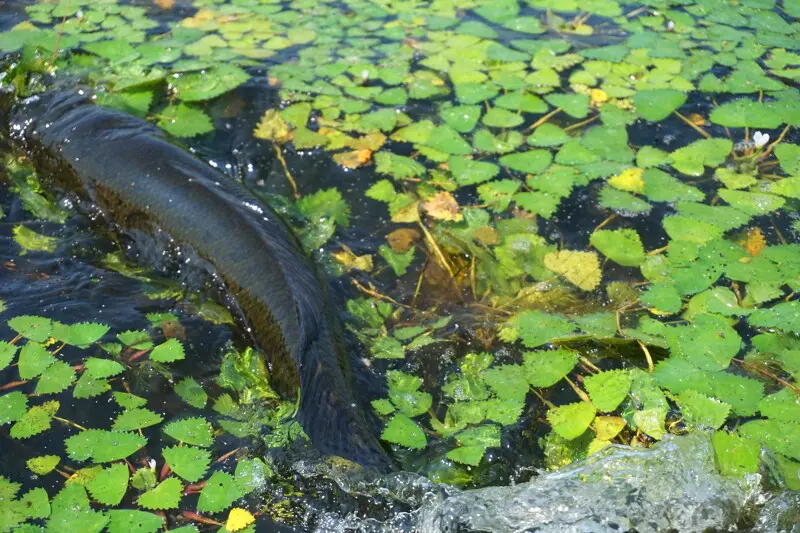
xmin=66 ymin=429 xmax=146 ymax=462
xmin=196 ymin=471 xmax=244 ymax=513
xmin=10 ymin=400 xmax=58 ymax=439
xmin=381 ymin=413 xmax=426 ymax=449
xmin=162 ymin=446 xmax=210 ymax=483
xmin=547 ymin=402 xmax=596 ymax=440
xmin=590 ymin=229 xmax=645 ymax=267
xmin=137 ymin=477 xmax=183 ymax=510
xmin=163 ymin=417 xmax=214 ymax=447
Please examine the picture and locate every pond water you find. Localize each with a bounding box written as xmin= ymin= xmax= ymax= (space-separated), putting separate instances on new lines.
xmin=0 ymin=0 xmax=799 ymax=531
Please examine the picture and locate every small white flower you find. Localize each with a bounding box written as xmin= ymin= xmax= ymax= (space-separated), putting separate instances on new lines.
xmin=753 ymin=131 xmax=770 ymax=148
xmin=666 ymin=20 xmax=675 ymax=30
xmin=360 ymin=70 xmax=370 ymax=81
xmin=148 ymin=458 xmax=157 ymax=470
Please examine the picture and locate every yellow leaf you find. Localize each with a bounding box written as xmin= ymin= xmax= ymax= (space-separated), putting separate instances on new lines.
xmin=351 ymin=131 xmax=387 ymax=152
xmin=253 ymin=109 xmax=292 ymax=143
xmin=587 ymin=438 xmax=612 ymax=456
xmin=391 ymin=200 xmax=420 ymax=223
xmin=608 ymin=167 xmax=645 ymax=194
xmin=688 ymin=113 xmax=707 ymax=126
xmin=226 ymin=508 xmax=255 ymax=532
xmin=594 ymin=416 xmax=627 ymax=440
xmin=423 ymin=191 xmax=462 ymax=222
xmin=737 ymin=228 xmax=766 ymax=257
xmin=332 ymin=245 xmax=373 ymax=272
xmin=543 ymin=250 xmax=601 ymax=291
xmin=333 ymin=148 xmax=372 ymax=169
xmin=590 ymin=88 xmax=609 ymax=105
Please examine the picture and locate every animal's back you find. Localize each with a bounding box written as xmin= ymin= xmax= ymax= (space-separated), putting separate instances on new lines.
xmin=9 ymin=89 xmax=392 ymax=471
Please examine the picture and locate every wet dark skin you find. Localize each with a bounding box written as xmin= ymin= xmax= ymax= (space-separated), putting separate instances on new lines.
xmin=7 ymin=89 xmax=393 ymax=472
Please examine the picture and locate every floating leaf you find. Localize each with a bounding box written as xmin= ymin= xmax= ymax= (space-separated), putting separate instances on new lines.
xmin=73 ymin=374 xmax=111 ymax=399
xmin=676 ymin=390 xmax=731 ymax=430
xmin=522 ymin=349 xmax=578 ymax=388
xmin=197 ymin=471 xmax=244 ymax=513
xmin=26 ymin=454 xmax=59 ymax=475
xmin=8 ymin=315 xmax=53 ymax=343
xmin=234 ymin=458 xmax=272 ymax=494
xmin=712 ymin=431 xmax=760 ymax=478
xmin=86 ymin=463 xmax=129 ymax=506
xmin=590 ymin=229 xmax=645 ymax=267
xmin=226 ymin=508 xmax=256 ymax=532
xmin=499 ymin=150 xmax=552 ymax=174
xmin=641 ymin=284 xmax=683 ymax=313
xmin=547 ymin=402 xmax=596 ymax=440
xmin=174 ymin=377 xmax=208 ymax=409
xmin=758 ymin=387 xmax=800 ymax=423
xmin=670 ymin=139 xmax=733 ymax=176
xmin=66 ymin=429 xmax=146 ymax=462
xmin=710 ymin=99 xmax=783 ymax=128
xmin=137 ymin=477 xmax=183 ymax=510
xmin=446 ymin=157 xmax=498 ymax=187
xmin=374 ymin=152 xmax=426 ymax=179
xmin=84 ymin=358 xmax=125 ymax=379
xmin=18 ymin=341 xmax=56 ymax=379
xmin=163 ymin=417 xmax=214 ymax=447
xmin=718 ymin=189 xmax=785 ymax=216
xmin=162 ymin=446 xmax=211 ymax=482
xmin=157 ymin=104 xmax=214 ymax=137
xmin=543 ymin=250 xmax=601 ymax=291
xmin=527 ymin=123 xmax=569 ymax=147
xmin=440 ymin=104 xmax=482 ymax=133
xmin=46 ymin=483 xmax=108 ymax=533
xmin=35 ymin=361 xmax=75 ymax=395
xmin=608 ymin=168 xmax=645 ymax=194
xmin=112 ymin=408 xmax=163 ymax=431
xmin=67 ymin=323 xmax=109 ymax=347
xmin=149 ymin=338 xmax=185 ymax=363
xmin=482 ymin=107 xmax=524 ymax=128
xmin=0 ymin=391 xmax=28 ymax=425
xmin=544 ymin=93 xmax=590 ymax=118
xmin=106 ymin=510 xmax=164 ymax=533
xmin=172 ymin=65 xmax=249 ymax=102
xmin=0 ymin=341 xmax=16 ymax=371
xmin=594 ymin=416 xmax=627 ymax=441
xmin=117 ymin=330 xmax=153 ymax=350
xmin=381 ymin=413 xmax=426 ymax=449
xmin=113 ymin=392 xmax=147 ymax=410
xmin=633 ymin=89 xmax=687 ymax=121
xmin=10 ymin=400 xmax=59 ymax=439
xmin=583 ymin=370 xmax=632 ymax=412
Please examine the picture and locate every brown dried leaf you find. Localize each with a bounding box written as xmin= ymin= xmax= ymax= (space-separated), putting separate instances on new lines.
xmin=738 ymin=227 xmax=766 ymax=257
xmin=423 ymin=191 xmax=463 ymax=222
xmin=333 ymin=148 xmax=373 ymax=169
xmin=387 ymin=228 xmax=420 ymax=253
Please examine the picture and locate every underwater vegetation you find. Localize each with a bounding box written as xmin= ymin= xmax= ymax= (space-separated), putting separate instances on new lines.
xmin=0 ymin=0 xmax=799 ymax=530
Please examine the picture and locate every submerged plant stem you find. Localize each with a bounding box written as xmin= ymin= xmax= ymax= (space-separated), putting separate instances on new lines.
xmin=418 ymin=220 xmax=456 ymax=279
xmin=760 ymin=124 xmax=792 ymax=158
xmin=351 ymin=279 xmax=410 ymax=309
xmin=673 ymin=111 xmax=711 ymax=139
xmin=637 ymin=340 xmax=654 ymax=373
xmin=274 ymin=144 xmax=300 ymax=200
xmin=733 ymin=358 xmax=799 ymax=393
xmin=527 ymin=108 xmax=562 ymax=131
xmin=563 ymin=114 xmax=599 ymax=132
xmin=53 ymin=416 xmax=87 ymax=431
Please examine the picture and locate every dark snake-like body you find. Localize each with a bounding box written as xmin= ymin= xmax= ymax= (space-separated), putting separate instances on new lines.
xmin=6 ymin=89 xmax=391 ymax=471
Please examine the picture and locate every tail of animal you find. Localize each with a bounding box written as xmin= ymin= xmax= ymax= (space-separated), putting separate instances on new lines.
xmin=297 ymin=322 xmax=393 ymax=472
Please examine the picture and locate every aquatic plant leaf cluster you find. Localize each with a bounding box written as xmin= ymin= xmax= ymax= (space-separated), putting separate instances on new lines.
xmin=0 ymin=0 xmax=799 ymax=523
xmin=0 ymin=312 xmax=297 ymax=531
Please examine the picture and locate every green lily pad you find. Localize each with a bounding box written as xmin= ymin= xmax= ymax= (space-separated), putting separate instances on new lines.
xmin=544 ymin=93 xmax=590 ymax=118
xmin=499 ymin=150 xmax=552 ymax=174
xmin=590 ymin=229 xmax=645 ymax=267
xmin=583 ymin=370 xmax=632 ymax=412
xmin=709 ymin=99 xmax=783 ymax=128
xmin=449 ymin=156 xmax=500 ymax=186
xmin=547 ymin=402 xmax=596 ymax=440
xmin=381 ymin=413 xmax=427 ymax=449
xmin=522 ymin=348 xmax=578 ymax=387
xmin=670 ymin=138 xmax=733 ymax=176
xmin=633 ymin=88 xmax=687 ymax=121
xmin=527 ymin=123 xmax=570 ymax=147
